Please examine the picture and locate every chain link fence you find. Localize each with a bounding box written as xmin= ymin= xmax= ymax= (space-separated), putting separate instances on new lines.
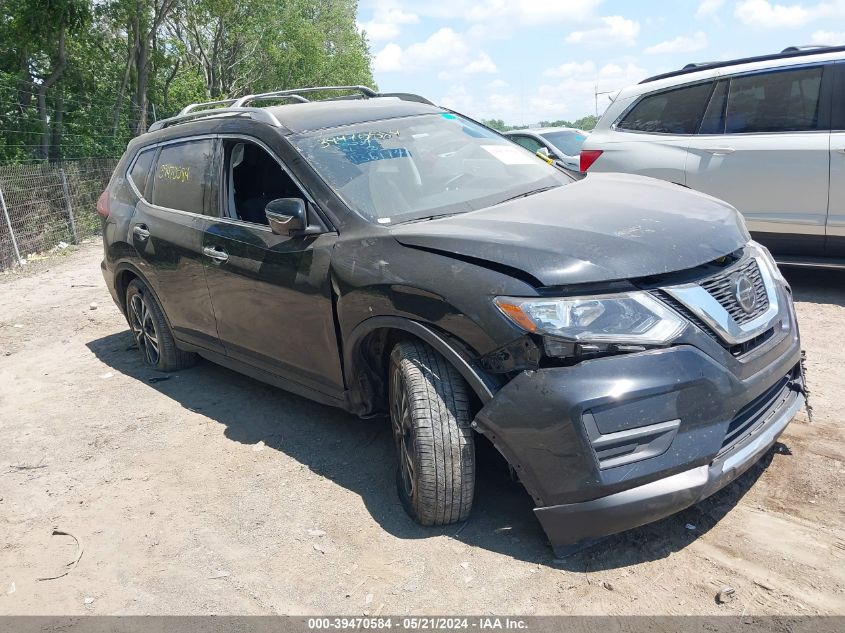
xmin=0 ymin=159 xmax=118 ymax=270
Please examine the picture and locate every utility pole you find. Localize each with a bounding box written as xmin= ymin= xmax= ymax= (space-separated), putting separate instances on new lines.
xmin=594 ymin=85 xmax=615 ymax=117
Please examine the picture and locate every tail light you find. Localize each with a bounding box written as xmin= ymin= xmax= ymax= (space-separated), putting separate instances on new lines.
xmin=580 ymin=149 xmax=603 ymax=172
xmin=96 ymin=190 xmax=110 ymax=219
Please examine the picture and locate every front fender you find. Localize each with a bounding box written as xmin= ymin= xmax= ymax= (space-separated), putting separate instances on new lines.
xmin=343 ymin=316 xmax=499 ymax=415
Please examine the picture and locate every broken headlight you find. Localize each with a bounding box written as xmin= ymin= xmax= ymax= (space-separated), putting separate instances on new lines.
xmin=494 ymin=292 xmax=686 ymax=348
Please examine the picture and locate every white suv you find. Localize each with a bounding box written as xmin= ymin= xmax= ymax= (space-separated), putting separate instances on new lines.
xmin=582 ymin=45 xmax=845 ymax=266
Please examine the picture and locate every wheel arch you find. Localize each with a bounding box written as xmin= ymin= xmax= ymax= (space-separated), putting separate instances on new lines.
xmin=343 ymin=316 xmax=497 ymax=417
xmin=113 ymin=263 xmax=170 ymax=329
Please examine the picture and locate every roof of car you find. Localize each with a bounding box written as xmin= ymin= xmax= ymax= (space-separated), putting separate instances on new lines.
xmin=507 ymin=127 xmax=586 ymax=135
xmin=639 ymin=44 xmax=845 ymax=84
xmin=263 ymin=98 xmax=444 ymax=134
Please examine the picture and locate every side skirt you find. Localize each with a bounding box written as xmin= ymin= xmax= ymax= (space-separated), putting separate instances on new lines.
xmin=177 ymin=339 xmax=350 ymax=411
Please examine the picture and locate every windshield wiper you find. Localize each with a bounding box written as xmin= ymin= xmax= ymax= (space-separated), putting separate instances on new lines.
xmin=494 ymin=185 xmax=559 ymax=206
xmin=392 ymin=211 xmax=464 ymax=225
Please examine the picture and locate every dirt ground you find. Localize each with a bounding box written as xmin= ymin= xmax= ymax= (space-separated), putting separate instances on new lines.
xmin=0 ymin=242 xmax=843 ymax=616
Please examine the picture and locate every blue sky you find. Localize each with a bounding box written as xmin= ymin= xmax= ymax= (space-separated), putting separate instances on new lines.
xmin=357 ymin=0 xmax=845 ymax=125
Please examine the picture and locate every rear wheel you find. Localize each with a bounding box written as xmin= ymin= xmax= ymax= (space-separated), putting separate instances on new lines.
xmin=125 ymin=279 xmax=195 ymax=372
xmin=389 ymin=340 xmax=475 ymax=526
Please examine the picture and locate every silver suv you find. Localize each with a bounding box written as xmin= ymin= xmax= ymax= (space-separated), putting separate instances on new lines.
xmin=582 ymin=45 xmax=845 ymax=266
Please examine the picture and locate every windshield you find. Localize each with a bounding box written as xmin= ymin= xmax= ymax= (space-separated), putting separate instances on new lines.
xmin=540 ymin=131 xmax=588 ymax=157
xmin=291 ymin=113 xmax=571 ymax=224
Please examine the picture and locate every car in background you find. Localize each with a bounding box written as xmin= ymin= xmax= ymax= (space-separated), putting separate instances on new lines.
xmin=581 ymin=45 xmax=845 ymax=267
xmin=506 ymin=127 xmax=588 ymax=171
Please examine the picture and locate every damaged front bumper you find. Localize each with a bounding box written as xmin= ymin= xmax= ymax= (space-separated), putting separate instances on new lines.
xmin=473 ymin=320 xmax=803 ymax=554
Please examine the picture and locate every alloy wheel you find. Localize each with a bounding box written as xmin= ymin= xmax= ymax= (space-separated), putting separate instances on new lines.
xmin=390 ymin=365 xmax=416 ymax=499
xmin=129 ymin=293 xmax=160 ymax=367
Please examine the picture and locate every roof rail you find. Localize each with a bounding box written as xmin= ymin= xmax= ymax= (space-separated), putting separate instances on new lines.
xmin=781 ymin=45 xmax=831 ymax=53
xmin=640 ymin=44 xmax=845 ymax=84
xmin=148 ymin=107 xmax=283 ymax=133
xmin=233 ymin=85 xmax=380 ymax=107
xmin=148 ymin=85 xmax=436 ymax=133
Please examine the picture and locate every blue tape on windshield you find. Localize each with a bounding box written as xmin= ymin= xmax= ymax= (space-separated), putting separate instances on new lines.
xmin=320 ymin=133 xmax=409 ymax=165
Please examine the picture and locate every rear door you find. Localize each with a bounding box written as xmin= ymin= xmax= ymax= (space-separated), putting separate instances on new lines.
xmin=685 ymin=64 xmax=832 ymax=257
xmin=131 ymin=136 xmax=225 ymax=354
xmin=201 ymin=135 xmax=345 ymax=401
xmin=828 ymin=60 xmax=845 ymax=256
xmin=589 ymin=81 xmax=714 ymax=183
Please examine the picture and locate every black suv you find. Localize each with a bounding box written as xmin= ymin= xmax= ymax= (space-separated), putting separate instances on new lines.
xmin=99 ymin=86 xmax=805 ymax=554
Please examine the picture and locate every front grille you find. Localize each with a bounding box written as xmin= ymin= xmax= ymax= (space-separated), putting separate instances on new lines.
xmin=728 ymin=326 xmax=776 ymax=357
xmin=700 ymin=258 xmax=769 ymax=325
xmin=653 ymin=290 xmax=718 ymax=341
xmin=717 ymin=370 xmax=797 ymax=456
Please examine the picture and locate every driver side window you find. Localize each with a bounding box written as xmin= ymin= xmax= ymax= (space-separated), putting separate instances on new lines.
xmin=224 ymin=140 xmax=305 ymax=225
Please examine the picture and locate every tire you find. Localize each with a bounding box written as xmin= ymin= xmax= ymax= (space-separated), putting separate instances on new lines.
xmin=389 ymin=340 xmax=475 ymax=526
xmin=125 ymin=279 xmax=196 ymax=372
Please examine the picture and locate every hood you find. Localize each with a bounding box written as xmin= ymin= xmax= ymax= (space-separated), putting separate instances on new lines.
xmin=390 ymin=173 xmax=749 ymax=287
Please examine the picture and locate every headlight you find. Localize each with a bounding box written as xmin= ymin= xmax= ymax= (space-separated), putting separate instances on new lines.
xmin=494 ymin=292 xmax=686 ymax=346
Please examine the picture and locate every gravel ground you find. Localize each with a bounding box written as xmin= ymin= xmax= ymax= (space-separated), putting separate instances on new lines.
xmin=0 ymin=242 xmax=843 ymax=615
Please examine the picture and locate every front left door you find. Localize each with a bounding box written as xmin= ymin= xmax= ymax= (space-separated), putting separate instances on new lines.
xmin=201 ymin=137 xmax=345 ymax=401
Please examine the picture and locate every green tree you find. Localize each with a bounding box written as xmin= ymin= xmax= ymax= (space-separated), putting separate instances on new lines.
xmin=0 ymin=0 xmax=375 ymax=161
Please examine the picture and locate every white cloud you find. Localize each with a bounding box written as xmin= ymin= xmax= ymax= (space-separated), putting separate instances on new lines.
xmin=734 ymin=0 xmax=809 ymax=26
xmin=696 ymin=0 xmax=726 ymax=19
xmin=734 ymin=0 xmax=845 ymax=28
xmin=543 ymin=61 xmax=598 ymax=78
xmin=358 ymin=8 xmax=419 ymax=42
xmin=441 ymin=59 xmax=648 ymax=125
xmin=811 ymin=28 xmax=845 ymax=43
xmin=645 ymin=31 xmax=708 ymax=54
xmin=360 ymin=0 xmax=602 ymax=25
xmin=565 ymin=16 xmax=640 ymax=47
xmin=465 ymin=0 xmax=602 ymax=25
xmin=487 ymin=78 xmax=509 ymax=89
xmin=372 ymin=43 xmax=403 ymax=72
xmin=464 ymin=52 xmax=498 ymax=74
xmin=437 ymin=54 xmax=498 ymax=80
xmin=373 ymin=28 xmax=498 ymax=77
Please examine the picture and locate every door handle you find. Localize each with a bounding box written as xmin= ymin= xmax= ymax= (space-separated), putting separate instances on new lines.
xmin=132 ymin=224 xmax=150 ymax=240
xmin=202 ymin=246 xmax=229 ymax=263
xmin=706 ymin=147 xmax=735 ymax=155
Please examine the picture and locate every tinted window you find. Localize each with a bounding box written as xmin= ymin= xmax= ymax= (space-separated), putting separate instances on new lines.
xmin=618 ymin=82 xmax=713 ymax=134
xmin=541 ymin=130 xmax=588 ymax=155
xmin=725 ymin=67 xmax=823 ymax=133
xmin=698 ymin=80 xmax=728 ymax=134
xmin=511 ymin=135 xmax=544 ymax=153
xmin=151 ymin=139 xmax=217 ymax=215
xmin=128 ymin=148 xmax=155 ymax=194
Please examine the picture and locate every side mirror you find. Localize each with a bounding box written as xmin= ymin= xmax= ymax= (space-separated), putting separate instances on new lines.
xmin=265 ymin=198 xmax=306 ymax=236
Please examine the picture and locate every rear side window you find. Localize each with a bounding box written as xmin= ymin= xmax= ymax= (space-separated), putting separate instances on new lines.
xmin=511 ymin=135 xmax=544 ymax=153
xmin=725 ymin=66 xmax=824 ymax=133
xmin=151 ymin=139 xmax=217 ymax=215
xmin=541 ymin=130 xmax=588 ymax=155
xmin=617 ymin=82 xmax=713 ymax=134
xmin=128 ymin=148 xmax=155 ymax=194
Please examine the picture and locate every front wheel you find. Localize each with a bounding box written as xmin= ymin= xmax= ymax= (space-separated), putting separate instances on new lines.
xmin=125 ymin=279 xmax=196 ymax=372
xmin=389 ymin=340 xmax=475 ymax=526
